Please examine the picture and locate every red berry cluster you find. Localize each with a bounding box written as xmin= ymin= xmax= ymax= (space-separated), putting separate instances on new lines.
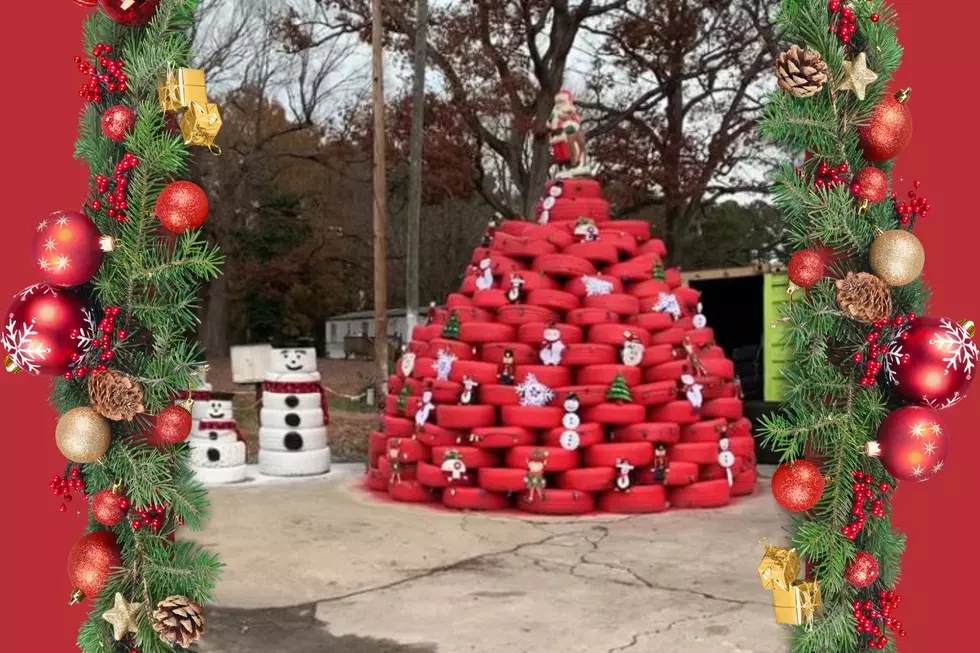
xmin=74 ymin=43 xmax=128 ymax=103
xmin=131 ymin=502 xmax=171 ymax=532
xmin=91 ymin=153 xmax=140 ymax=223
xmin=66 ymin=306 xmax=129 ymax=380
xmin=852 ymin=591 xmax=906 ymax=649
xmin=892 ymin=180 xmax=930 ymax=227
xmin=49 ymin=467 xmax=88 ymax=512
xmin=854 ymin=313 xmax=914 ymax=386
xmin=828 ymin=1 xmax=858 ymax=44
xmin=841 ymin=471 xmax=889 ymax=541
xmin=797 ymin=161 xmax=850 ymax=190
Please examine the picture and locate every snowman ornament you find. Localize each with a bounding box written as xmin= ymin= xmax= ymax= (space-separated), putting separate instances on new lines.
xmin=415 ymin=386 xmax=435 ymax=429
xmin=717 ymin=435 xmax=736 ymax=487
xmin=506 ymin=274 xmax=526 ymax=304
xmin=614 ymin=459 xmax=635 ymax=492
xmin=399 ymin=351 xmax=416 ymax=377
xmin=692 ymin=302 xmax=708 ymax=330
xmin=475 ymin=257 xmax=494 ymax=291
xmin=460 ymin=376 xmax=479 ymax=406
xmin=621 ymin=332 xmax=645 ymax=367
xmin=539 ymin=323 xmax=565 ymax=366
xmin=441 ymin=450 xmax=468 ymax=482
xmin=680 ymin=373 xmax=704 ymax=409
xmin=559 ymin=393 xmax=582 ymax=451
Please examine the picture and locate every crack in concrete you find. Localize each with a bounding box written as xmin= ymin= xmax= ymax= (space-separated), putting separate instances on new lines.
xmin=606 ymin=605 xmax=744 ymax=653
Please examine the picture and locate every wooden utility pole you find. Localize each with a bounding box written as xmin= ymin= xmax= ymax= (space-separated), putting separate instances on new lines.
xmin=404 ymin=0 xmax=429 ymax=338
xmin=371 ymin=0 xmax=389 ymax=397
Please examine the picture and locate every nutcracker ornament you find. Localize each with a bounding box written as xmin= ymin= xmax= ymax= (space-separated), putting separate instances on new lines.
xmin=498 ymin=349 xmax=516 ymax=385
xmin=547 ymin=90 xmax=590 ymax=178
xmin=884 ymin=316 xmax=977 ymax=409
xmin=652 ymin=443 xmax=669 ymax=483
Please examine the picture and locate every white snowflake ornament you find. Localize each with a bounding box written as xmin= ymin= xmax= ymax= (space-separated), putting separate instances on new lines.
xmin=433 ymin=350 xmax=457 ymax=381
xmin=515 ymin=373 xmax=555 ymax=407
xmin=652 ymin=292 xmax=682 ymax=320
xmin=582 ymin=275 xmax=614 ymax=296
xmin=621 ymin=334 xmax=645 ymax=367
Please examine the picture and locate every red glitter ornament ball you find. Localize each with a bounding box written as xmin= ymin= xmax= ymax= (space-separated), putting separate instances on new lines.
xmin=98 ymin=0 xmax=160 ymax=25
xmin=884 ymin=316 xmax=977 ymax=409
xmin=787 ymin=250 xmax=824 ymax=291
xmin=31 ymin=211 xmax=107 ymax=287
xmin=852 ymin=167 xmax=889 ymax=204
xmin=155 ymin=181 xmax=209 ymax=233
xmin=859 ymin=90 xmax=913 ymax=162
xmin=869 ymin=406 xmax=947 ymax=482
xmin=2 ymin=284 xmax=91 ymax=376
xmin=92 ymin=487 xmax=128 ymax=526
xmin=155 ymin=404 xmax=193 ymax=444
xmin=844 ymin=551 xmax=880 ymax=588
xmin=68 ymin=531 xmax=121 ymax=603
xmin=101 ymin=105 xmax=135 ymax=142
xmin=772 ymin=460 xmax=825 ymax=512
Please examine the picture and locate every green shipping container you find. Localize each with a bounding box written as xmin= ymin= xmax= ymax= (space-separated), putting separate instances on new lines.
xmin=763 ymin=273 xmax=792 ymax=402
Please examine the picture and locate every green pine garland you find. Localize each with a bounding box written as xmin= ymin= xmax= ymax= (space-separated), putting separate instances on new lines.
xmin=54 ymin=3 xmax=223 ymax=652
xmin=759 ymin=2 xmax=925 ymax=652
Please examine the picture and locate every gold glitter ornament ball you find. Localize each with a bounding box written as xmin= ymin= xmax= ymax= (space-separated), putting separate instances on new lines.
xmin=869 ymin=229 xmax=925 ymax=286
xmin=56 ymin=407 xmax=111 ymax=463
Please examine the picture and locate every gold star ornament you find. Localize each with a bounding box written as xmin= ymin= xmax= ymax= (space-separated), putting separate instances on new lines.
xmin=837 ymin=52 xmax=879 ymax=100
xmin=102 ymin=592 xmax=141 ymax=641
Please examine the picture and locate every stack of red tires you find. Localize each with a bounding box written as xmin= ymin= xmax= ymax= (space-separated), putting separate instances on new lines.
xmin=365 ymin=177 xmax=757 ymax=515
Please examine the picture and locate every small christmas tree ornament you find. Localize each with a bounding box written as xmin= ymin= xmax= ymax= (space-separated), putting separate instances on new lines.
xmin=757 ymin=540 xmax=801 ymax=591
xmin=859 ymin=89 xmax=913 ymax=162
xmin=180 ymin=101 xmax=223 ymax=154
xmin=396 ymin=385 xmax=411 ymax=415
xmin=56 ymin=407 xmax=111 ymax=463
xmin=869 ymin=228 xmax=925 ymax=287
xmin=98 ymin=0 xmax=161 ymax=25
xmin=771 ymin=460 xmax=824 ymax=513
xmin=92 ymin=480 xmax=128 ymax=527
xmin=776 ymin=45 xmax=829 ymax=98
xmin=32 ymin=211 xmax=109 ymax=287
xmin=157 ymin=66 xmax=208 ymax=113
xmin=786 ymin=250 xmax=823 ymax=295
xmin=100 ymin=105 xmax=135 ymax=142
xmin=89 ymin=370 xmax=145 ymax=421
xmin=102 ymin=592 xmax=141 ymax=640
xmin=852 ymin=167 xmax=889 ymax=213
xmin=844 ymin=551 xmax=880 ymax=588
xmin=836 ymin=52 xmax=879 ymax=101
xmin=442 ymin=311 xmax=461 ymax=339
xmin=606 ymin=373 xmax=633 ymax=403
xmin=773 ymin=579 xmax=822 ymax=626
xmin=152 ymin=595 xmax=204 ymax=647
xmin=68 ymin=531 xmax=121 ymax=604
xmin=155 ymin=181 xmax=209 ymax=233
xmin=154 ymin=401 xmax=193 ymax=444
xmin=653 ymin=258 xmax=665 ymax=281
xmin=866 ymin=406 xmax=947 ymax=482
xmin=836 ymin=272 xmax=892 ymax=324
xmin=885 ymin=316 xmax=977 ymax=408
xmin=3 ymin=284 xmax=93 ymax=376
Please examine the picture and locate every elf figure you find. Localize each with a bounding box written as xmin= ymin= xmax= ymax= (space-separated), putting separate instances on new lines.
xmin=525 ymin=450 xmax=549 ymax=503
xmin=506 ymin=274 xmax=526 ymax=304
xmin=415 ymin=384 xmax=435 ymax=429
xmin=614 ymin=459 xmax=635 ymax=492
xmin=460 ymin=376 xmax=479 ymax=406
xmin=387 ymin=439 xmax=403 ymax=485
xmin=621 ymin=331 xmax=645 ymax=367
xmin=574 ymin=217 xmax=599 ymax=242
xmin=547 ymin=89 xmax=589 ymax=178
xmin=680 ymin=373 xmax=704 ymax=410
xmin=539 ymin=323 xmax=565 ymax=366
xmin=475 ymin=257 xmax=494 ymax=291
xmin=652 ymin=444 xmax=669 ymax=483
xmin=498 ymin=349 xmax=517 ymax=385
xmin=441 ymin=450 xmax=468 ymax=482
xmin=718 ymin=434 xmax=736 ymax=487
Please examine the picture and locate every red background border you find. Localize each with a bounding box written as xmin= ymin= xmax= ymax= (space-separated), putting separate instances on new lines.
xmin=2 ymin=1 xmax=977 ymax=650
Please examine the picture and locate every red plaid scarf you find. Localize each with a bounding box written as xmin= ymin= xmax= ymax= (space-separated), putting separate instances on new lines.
xmin=198 ymin=420 xmax=246 ymax=443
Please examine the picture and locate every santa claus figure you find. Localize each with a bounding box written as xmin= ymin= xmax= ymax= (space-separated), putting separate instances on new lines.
xmin=547 ymin=89 xmax=589 ymax=178
xmin=540 ymin=323 xmax=565 ymax=366
xmin=621 ymin=332 xmax=645 ymax=367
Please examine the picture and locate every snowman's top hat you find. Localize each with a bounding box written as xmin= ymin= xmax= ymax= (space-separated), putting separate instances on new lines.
xmin=209 ymin=391 xmax=235 ymax=402
xmin=271 ymin=334 xmax=316 ymax=349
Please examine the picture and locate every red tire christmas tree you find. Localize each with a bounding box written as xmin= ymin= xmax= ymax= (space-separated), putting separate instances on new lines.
xmin=367 ymin=176 xmax=756 ymax=515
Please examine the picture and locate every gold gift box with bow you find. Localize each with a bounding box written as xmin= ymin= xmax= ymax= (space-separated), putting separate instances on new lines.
xmin=757 ymin=542 xmax=801 ymax=592
xmin=180 ymin=101 xmax=222 ymax=153
xmin=773 ymin=579 xmax=823 ymax=626
xmin=158 ymin=67 xmax=208 ymax=112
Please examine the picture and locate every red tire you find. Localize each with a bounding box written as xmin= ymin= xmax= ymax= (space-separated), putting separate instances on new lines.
xmin=523 ymin=225 xmax=575 ymax=249
xmin=428 ymin=308 xmax=449 ymax=324
xmin=446 ymin=293 xmax=473 ymax=309
xmin=647 ymin=400 xmax=700 ymax=425
xmin=731 ymin=468 xmax=758 ymax=497
xmin=638 ymin=238 xmax=666 ymax=257
xmin=502 ymin=270 xmax=560 ymax=291
xmin=649 ymin=328 xmax=686 ymax=346
xmin=563 ymin=241 xmax=619 ymax=266
xmin=581 ymin=402 xmax=646 ymax=426
xmin=702 ymin=398 xmax=744 ymax=419
xmin=478 ymin=468 xmax=529 ymax=493
xmin=608 ymin=220 xmax=651 ymax=242
xmin=607 ymin=260 xmax=653 ymax=283
xmin=416 ymin=461 xmax=476 ymax=489
xmin=553 ymin=385 xmax=608 ymax=407
xmin=598 ymin=486 xmax=666 ymax=514
xmin=428 ymin=339 xmax=475 ymax=361
xmin=583 ymin=293 xmax=640 ymax=316
xmin=729 ymin=417 xmax=752 ymax=439
xmin=470 ymin=247 xmax=492 ymax=265
xmin=459 ymin=321 xmax=516 ymax=345
xmin=600 ymin=231 xmax=639 ymax=257
xmin=556 ymin=467 xmax=616 ymax=492
xmin=645 ymin=358 xmax=735 ymax=382
xmin=432 ymin=446 xmax=499 ymax=469
xmin=413 ymin=357 xmax=435 ymax=380
xmin=667 ymin=479 xmax=731 ymax=509
xmin=576 ymin=364 xmax=642 ymax=386
xmin=436 ymin=404 xmax=497 ymax=429
xmin=669 ymin=442 xmax=718 ymax=465
xmin=684 ymin=329 xmax=715 ymax=348
xmin=495 ymin=232 xmax=559 ymax=259
xmin=628 ymin=280 xmax=671 ymax=299
xmin=540 ymin=422 xmax=604 ymax=448
xmin=565 ymin=275 xmax=624 ymax=298
xmin=368 ymin=430 xmax=388 ymax=454
xmin=501 ymin=405 xmax=564 ymax=429
xmin=443 ymin=486 xmax=511 ymax=511
xmin=611 ymin=422 xmax=681 ymax=444
xmin=701 ymin=346 xmax=726 ymax=360
xmin=497 ymin=220 xmax=533 ymax=237
xmin=378 ymin=457 xmax=419 ymax=480
xmin=567 ymin=307 xmax=621 ymax=327
xmin=664 ymin=268 xmax=682 ymax=288
xmin=518 ymin=489 xmax=595 ymax=515
xmin=527 ymin=289 xmax=580 ymax=313
xmin=552 ymin=197 xmax=610 ymax=223
xmin=702 ymin=379 xmax=734 ymax=400
xmin=496 ymin=304 xmax=558 ymax=326
xmin=517 ymin=322 xmax=584 ymax=345
xmin=515 ymin=364 xmax=571 ymax=388
xmin=533 ymin=254 xmax=597 ymax=278
xmin=412 ymin=324 xmax=442 ymax=342
xmin=589 ymin=323 xmax=651 ymax=346
xmin=729 ymin=436 xmax=755 ymax=457
xmin=480 ymin=384 xmax=520 ymax=406
xmin=383 ymin=416 xmax=415 ymax=438
xmin=389 ymin=480 xmax=437 ymax=503
xmin=584 ymin=442 xmax=654 ymax=467
xmin=506 ymin=446 xmax=579 ymax=472
xmin=625 ymin=312 xmax=675 ymax=332
xmin=469 ymin=426 xmax=537 ymax=449
xmin=364 ymin=469 xmax=389 ymax=492
xmin=640 ymin=344 xmax=676 ymax=368
xmin=562 ymin=343 xmax=618 ymax=367
xmin=481 ymin=342 xmax=536 ymax=365
xmin=548 ymin=178 xmax=602 ymax=199
xmin=447 ymin=306 xmax=495 ymax=324
xmin=700 ymin=458 xmax=746 ymax=482
xmin=634 ymin=461 xmax=699 ymax=487
xmin=416 ymin=423 xmax=467 ymax=448
xmin=681 ymin=418 xmax=729 ymax=443
xmin=472 ymin=289 xmax=510 ymax=310
xmin=449 ymin=360 xmax=500 ymax=385
xmin=406 ymin=340 xmax=430 ymax=357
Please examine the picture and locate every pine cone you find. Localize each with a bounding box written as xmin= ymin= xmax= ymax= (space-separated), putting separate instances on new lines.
xmin=88 ymin=370 xmax=145 ymax=421
xmin=776 ymin=45 xmax=829 ymax=98
xmin=152 ymin=595 xmax=204 ymax=647
xmin=836 ymin=272 xmax=892 ymax=323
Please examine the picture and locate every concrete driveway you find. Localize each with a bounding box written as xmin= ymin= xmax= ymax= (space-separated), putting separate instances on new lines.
xmin=189 ymin=465 xmax=790 ymax=653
